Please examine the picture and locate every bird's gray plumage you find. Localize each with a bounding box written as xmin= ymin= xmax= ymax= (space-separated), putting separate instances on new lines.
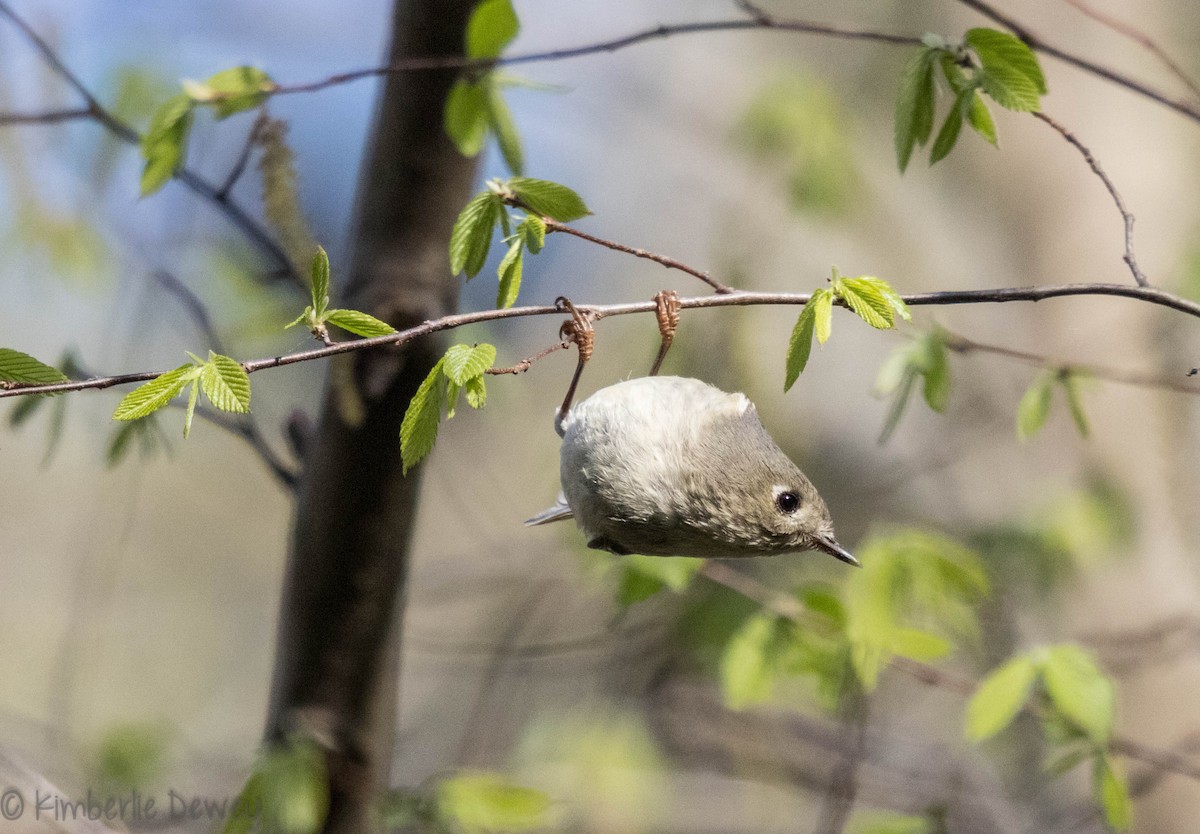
xmin=526 ymin=376 xmax=857 ymax=565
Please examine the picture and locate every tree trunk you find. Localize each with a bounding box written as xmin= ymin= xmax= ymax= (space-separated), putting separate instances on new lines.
xmin=264 ymin=1 xmax=477 ymax=832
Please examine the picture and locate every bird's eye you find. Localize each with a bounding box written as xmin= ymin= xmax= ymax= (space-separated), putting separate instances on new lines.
xmin=775 ymin=491 xmax=800 ymax=514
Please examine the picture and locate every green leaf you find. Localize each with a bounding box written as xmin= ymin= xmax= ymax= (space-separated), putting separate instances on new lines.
xmin=400 ymin=359 xmax=446 ymax=475
xmin=919 ymin=335 xmax=951 ymax=411
xmin=443 ymin=343 xmax=497 ymax=384
xmin=248 ymin=739 xmax=328 ymax=834
xmin=894 ymin=47 xmax=939 ymax=172
xmin=435 ymin=771 xmax=550 ymax=834
xmin=1041 ymin=644 xmax=1115 ymax=745
xmin=929 ymin=94 xmax=966 ymax=164
xmin=466 ymin=0 xmax=519 ymax=59
xmin=620 ymin=554 xmax=703 ymax=607
xmin=0 ymin=348 xmax=69 ymax=384
xmin=487 ymin=83 xmax=524 ymax=175
xmin=813 ymin=287 xmax=834 ymax=344
xmin=507 ymin=177 xmax=591 ymax=221
xmin=496 ymin=239 xmax=523 ymax=308
xmin=200 ymin=352 xmax=251 ymax=413
xmin=113 ymin=365 xmax=196 ymax=421
xmin=310 ymin=247 xmax=330 ymax=315
xmin=518 ymin=214 xmax=545 ymax=254
xmin=835 ymin=276 xmax=896 ymax=329
xmin=1061 ymin=372 xmax=1090 ymax=438
xmin=617 ymin=568 xmax=667 ymax=608
xmin=183 ymin=379 xmax=199 ymax=439
xmin=465 ymin=375 xmax=487 ymax=409
xmin=1017 ymin=371 xmax=1055 ymax=441
xmin=444 ymin=78 xmax=491 ymax=158
xmin=140 ymin=93 xmax=193 ymax=196
xmin=185 ymin=66 xmax=274 ymax=118
xmin=286 ymin=307 xmax=314 ymax=330
xmin=890 ymin=627 xmax=950 ymax=662
xmin=450 ymin=191 xmax=502 ymax=277
xmin=720 ymin=612 xmax=784 ymax=710
xmin=1093 ymin=754 xmax=1133 ymax=832
xmin=965 ymin=27 xmax=1047 ymax=112
xmin=324 ymin=309 xmax=398 ymax=338
xmin=797 ymin=585 xmax=846 ymax=629
xmin=877 ymin=368 xmax=917 ymax=444
xmin=784 ymin=301 xmax=817 ymax=391
xmin=966 ymin=90 xmax=998 ymax=146
xmin=965 ymin=655 xmax=1038 ymax=741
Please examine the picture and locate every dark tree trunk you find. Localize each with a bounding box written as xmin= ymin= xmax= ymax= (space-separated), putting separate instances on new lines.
xmin=264 ymin=1 xmax=478 ymax=832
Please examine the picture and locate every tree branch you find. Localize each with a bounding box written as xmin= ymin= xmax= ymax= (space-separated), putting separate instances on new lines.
xmin=1034 ymin=111 xmax=1148 ymax=287
xmin=4 ymin=276 xmax=1200 ymax=400
xmin=269 ymin=14 xmax=920 ymax=99
xmin=939 ymin=329 xmax=1200 ymax=394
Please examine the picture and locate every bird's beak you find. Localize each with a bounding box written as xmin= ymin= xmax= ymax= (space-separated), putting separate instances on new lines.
xmin=812 ymin=534 xmax=860 ymax=567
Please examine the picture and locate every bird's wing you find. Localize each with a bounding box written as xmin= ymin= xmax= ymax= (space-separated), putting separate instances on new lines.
xmin=525 ymin=493 xmax=573 ymax=526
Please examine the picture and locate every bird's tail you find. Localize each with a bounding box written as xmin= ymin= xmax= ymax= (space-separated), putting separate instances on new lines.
xmin=525 ymin=494 xmax=573 ymax=526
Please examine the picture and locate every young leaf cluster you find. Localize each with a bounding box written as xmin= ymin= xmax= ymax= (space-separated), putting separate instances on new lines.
xmin=112 ymin=350 xmax=251 ymax=439
xmin=785 ymin=270 xmax=911 ymax=390
xmin=874 ymin=330 xmax=951 ymax=443
xmin=966 ymin=644 xmax=1129 ymax=831
xmin=1017 ymin=368 xmax=1091 ymax=441
xmin=141 ymin=66 xmax=275 ymax=196
xmin=895 ymin=28 xmax=1047 ymax=172
xmin=719 ymin=583 xmax=850 ymax=712
xmin=286 ymin=248 xmax=397 ymax=341
xmin=399 ymin=343 xmax=497 ymax=474
xmin=843 ymin=530 xmax=988 ymax=690
xmin=713 ymin=529 xmax=986 ymax=711
xmin=444 ymin=0 xmax=525 ymax=174
xmin=449 ymin=177 xmax=589 ymax=307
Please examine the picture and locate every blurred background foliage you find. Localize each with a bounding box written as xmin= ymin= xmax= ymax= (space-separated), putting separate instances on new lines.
xmin=2 ymin=0 xmax=1200 ymax=832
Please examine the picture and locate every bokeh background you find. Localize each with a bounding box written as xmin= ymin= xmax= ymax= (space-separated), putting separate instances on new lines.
xmin=2 ymin=0 xmax=1200 ymax=831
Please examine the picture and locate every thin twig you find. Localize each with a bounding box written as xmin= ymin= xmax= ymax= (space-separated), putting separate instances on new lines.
xmin=1033 ymin=111 xmax=1148 ymax=287
xmin=698 ymin=562 xmax=1200 ymax=784
xmin=217 ymin=111 xmax=268 ymax=200
xmin=957 ymin=0 xmax=1200 ymax=125
xmin=939 ymin=329 xmax=1200 ymax=394
xmin=270 ymin=16 xmax=920 ymax=99
xmin=484 ymin=340 xmax=570 ymax=375
xmin=154 ymin=270 xmax=225 ymax=353
xmin=0 ymin=107 xmax=91 ymax=126
xmin=0 ymin=1 xmax=302 ymax=287
xmin=1061 ymin=0 xmax=1200 ymax=103
xmin=187 ymin=405 xmax=299 ymax=489
xmin=543 ymin=218 xmax=734 ymax=294
xmin=5 ymin=279 xmax=1200 ymax=399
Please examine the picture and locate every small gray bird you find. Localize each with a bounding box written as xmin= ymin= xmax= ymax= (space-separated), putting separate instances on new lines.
xmin=526 ymin=376 xmax=858 ymax=565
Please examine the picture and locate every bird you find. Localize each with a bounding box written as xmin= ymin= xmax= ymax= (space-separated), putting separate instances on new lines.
xmin=526 ymin=376 xmax=858 ymax=566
